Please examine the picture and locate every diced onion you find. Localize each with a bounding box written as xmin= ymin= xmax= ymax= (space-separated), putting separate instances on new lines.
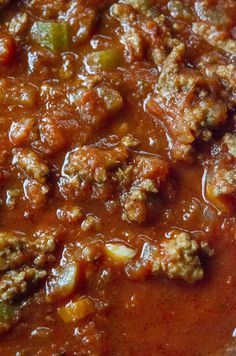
xmin=105 ymin=243 xmax=137 ymax=262
xmin=46 ymin=262 xmax=79 ymax=303
xmin=140 ymin=242 xmax=159 ymax=261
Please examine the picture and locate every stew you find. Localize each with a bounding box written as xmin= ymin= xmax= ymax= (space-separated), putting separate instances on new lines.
xmin=0 ymin=0 xmax=235 ymax=355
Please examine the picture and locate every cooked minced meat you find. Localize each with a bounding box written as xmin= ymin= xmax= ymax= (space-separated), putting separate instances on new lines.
xmin=206 ymin=135 xmax=236 ymax=212
xmin=126 ymin=232 xmax=212 ymax=283
xmin=223 ymin=133 xmax=236 ymax=158
xmin=121 ymin=155 xmax=169 ymax=223
xmin=0 ymin=233 xmax=30 ymax=272
xmin=147 ymin=43 xmax=227 ymax=161
xmin=155 ymin=232 xmax=205 ymax=283
xmin=61 ymin=145 xmax=169 ymax=223
xmin=216 ymin=64 xmax=236 ymax=91
xmin=12 ymin=148 xmax=49 ymax=183
xmin=0 ymin=267 xmax=46 ymax=302
xmin=0 ymin=231 xmax=58 ymax=303
xmin=12 ymin=149 xmax=50 ymax=208
xmin=62 ymin=145 xmax=128 ymax=183
xmin=192 ymin=22 xmax=236 ymax=55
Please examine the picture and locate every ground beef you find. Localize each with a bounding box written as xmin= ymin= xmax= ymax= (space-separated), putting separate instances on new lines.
xmin=63 ymin=145 xmax=128 ymax=183
xmin=0 ymin=267 xmax=46 ymax=302
xmin=12 ymin=148 xmax=50 ymax=208
xmin=216 ymin=64 xmax=236 ymax=91
xmin=0 ymin=234 xmax=30 ymax=272
xmin=147 ymin=43 xmax=227 ymax=161
xmin=12 ymin=148 xmax=49 ymax=183
xmin=59 ymin=2 xmax=97 ymax=44
xmin=192 ymin=22 xmax=236 ymax=55
xmin=60 ymin=145 xmax=129 ymax=200
xmin=155 ymin=232 xmax=205 ymax=283
xmin=60 ymin=145 xmax=169 ymax=223
xmin=167 ymin=0 xmax=194 ymax=21
xmin=0 ymin=230 xmax=58 ymax=303
xmin=23 ymin=179 xmax=49 ymax=209
xmin=111 ymin=2 xmax=171 ymax=65
xmin=0 ymin=79 xmax=38 ymax=109
xmin=33 ymin=229 xmax=59 ymax=267
xmin=126 ymin=232 xmax=211 ymax=283
xmin=9 ymin=117 xmax=38 ymax=147
xmin=194 ymin=0 xmax=231 ymax=26
xmin=121 ymin=155 xmax=169 ymax=223
xmin=206 ymin=134 xmax=236 ymax=212
xmin=223 ymin=134 xmax=236 ymax=158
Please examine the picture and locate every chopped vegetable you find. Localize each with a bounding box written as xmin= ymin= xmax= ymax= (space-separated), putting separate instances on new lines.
xmin=140 ymin=242 xmax=159 ymax=261
xmin=0 ymin=302 xmax=16 ymax=334
xmin=9 ymin=12 xmax=28 ymax=35
xmin=0 ymin=302 xmax=15 ymax=323
xmin=105 ymin=243 xmax=137 ymax=262
xmin=31 ymin=22 xmax=69 ymax=52
xmin=85 ymin=49 xmax=122 ymax=72
xmin=58 ymin=296 xmax=95 ymax=323
xmin=46 ymin=263 xmax=79 ymax=302
xmin=96 ymin=85 xmax=123 ymax=115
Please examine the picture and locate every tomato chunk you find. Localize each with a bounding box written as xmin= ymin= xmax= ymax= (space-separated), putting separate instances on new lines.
xmin=0 ymin=34 xmax=16 ymax=64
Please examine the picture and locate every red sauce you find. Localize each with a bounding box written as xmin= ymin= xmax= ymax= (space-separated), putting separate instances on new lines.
xmin=0 ymin=0 xmax=235 ymax=354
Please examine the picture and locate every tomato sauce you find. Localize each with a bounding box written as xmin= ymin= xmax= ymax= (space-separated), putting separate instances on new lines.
xmin=0 ymin=0 xmax=235 ymax=355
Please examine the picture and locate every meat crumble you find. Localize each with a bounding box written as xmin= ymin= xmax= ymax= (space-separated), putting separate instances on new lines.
xmin=0 ymin=0 xmax=235 ymax=355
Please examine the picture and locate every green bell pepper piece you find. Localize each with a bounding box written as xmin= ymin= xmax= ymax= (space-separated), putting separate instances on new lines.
xmin=31 ymin=21 xmax=69 ymax=52
xmin=0 ymin=302 xmax=15 ymax=322
xmin=86 ymin=49 xmax=122 ymax=71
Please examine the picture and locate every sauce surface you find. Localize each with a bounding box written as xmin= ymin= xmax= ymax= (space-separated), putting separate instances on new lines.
xmin=0 ymin=0 xmax=235 ymax=355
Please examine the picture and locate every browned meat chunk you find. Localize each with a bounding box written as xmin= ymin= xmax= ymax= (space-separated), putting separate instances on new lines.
xmin=0 ymin=234 xmax=30 ymax=272
xmin=192 ymin=22 xmax=236 ymax=55
xmin=167 ymin=0 xmax=194 ymax=21
xmin=12 ymin=149 xmax=50 ymax=208
xmin=0 ymin=230 xmax=58 ymax=303
xmin=121 ymin=155 xmax=169 ymax=223
xmin=223 ymin=134 xmax=236 ymax=158
xmin=61 ymin=2 xmax=97 ymax=44
xmin=111 ymin=3 xmax=170 ymax=64
xmin=60 ymin=144 xmax=169 ymax=223
xmin=9 ymin=118 xmax=38 ymax=147
xmin=37 ymin=116 xmax=66 ymax=155
xmin=60 ymin=145 xmax=129 ymax=200
xmin=206 ymin=134 xmax=236 ymax=212
xmin=33 ymin=229 xmax=59 ymax=267
xmin=154 ymin=232 xmax=205 ymax=283
xmin=126 ymin=232 xmax=212 ymax=283
xmin=63 ymin=146 xmax=128 ymax=182
xmin=216 ymin=64 xmax=236 ymax=91
xmin=12 ymin=149 xmax=49 ymax=183
xmin=147 ymin=43 xmax=227 ymax=161
xmin=0 ymin=267 xmax=46 ymax=302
